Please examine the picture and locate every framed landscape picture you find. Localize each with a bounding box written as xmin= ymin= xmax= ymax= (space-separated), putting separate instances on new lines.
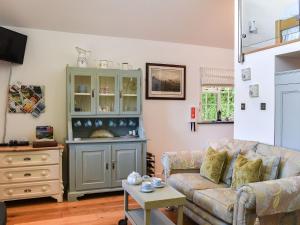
xmin=146 ymin=63 xmax=186 ymax=100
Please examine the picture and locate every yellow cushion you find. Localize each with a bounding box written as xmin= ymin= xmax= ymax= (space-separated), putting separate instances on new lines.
xmin=231 ymin=154 xmax=262 ymax=189
xmin=200 ymin=147 xmax=227 ymax=184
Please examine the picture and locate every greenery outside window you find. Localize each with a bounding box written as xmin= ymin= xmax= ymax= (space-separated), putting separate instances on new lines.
xmin=200 ymin=87 xmax=234 ymax=122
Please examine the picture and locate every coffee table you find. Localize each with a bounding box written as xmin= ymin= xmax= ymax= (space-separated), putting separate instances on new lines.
xmin=121 ymin=180 xmax=186 ymax=225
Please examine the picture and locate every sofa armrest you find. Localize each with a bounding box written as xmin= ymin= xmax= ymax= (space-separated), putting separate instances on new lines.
xmin=234 ymin=176 xmax=300 ymax=225
xmin=161 ymin=151 xmax=204 ymax=178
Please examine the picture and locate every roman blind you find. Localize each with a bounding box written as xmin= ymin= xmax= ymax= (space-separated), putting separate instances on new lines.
xmin=200 ymin=67 xmax=234 ymax=86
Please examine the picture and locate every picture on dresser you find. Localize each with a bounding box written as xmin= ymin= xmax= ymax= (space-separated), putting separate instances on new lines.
xmin=146 ymin=63 xmax=186 ymax=100
xmin=8 ymin=84 xmax=45 ymax=117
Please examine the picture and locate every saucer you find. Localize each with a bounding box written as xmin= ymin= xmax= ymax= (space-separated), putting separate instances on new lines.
xmin=140 ymin=187 xmax=154 ymax=193
xmin=152 ymin=182 xmax=166 ymax=188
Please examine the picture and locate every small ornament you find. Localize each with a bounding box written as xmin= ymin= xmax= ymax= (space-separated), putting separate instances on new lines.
xmin=75 ymin=47 xmax=91 ymax=67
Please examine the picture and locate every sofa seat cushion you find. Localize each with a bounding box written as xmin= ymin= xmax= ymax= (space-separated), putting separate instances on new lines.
xmin=168 ymin=173 xmax=227 ymax=201
xmin=193 ymin=188 xmax=236 ymax=223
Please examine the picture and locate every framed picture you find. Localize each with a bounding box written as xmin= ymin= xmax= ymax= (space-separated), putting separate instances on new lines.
xmin=8 ymin=84 xmax=45 ymax=117
xmin=146 ymin=63 xmax=186 ymax=100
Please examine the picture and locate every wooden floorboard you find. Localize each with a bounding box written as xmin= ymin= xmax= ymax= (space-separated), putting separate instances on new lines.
xmin=6 ymin=192 xmax=197 ymax=225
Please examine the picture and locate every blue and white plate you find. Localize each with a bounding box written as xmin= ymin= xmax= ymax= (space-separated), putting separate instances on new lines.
xmin=152 ymin=182 xmax=166 ymax=188
xmin=140 ymin=187 xmax=155 ymax=193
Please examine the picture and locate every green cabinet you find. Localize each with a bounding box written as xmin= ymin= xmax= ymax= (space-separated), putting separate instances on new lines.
xmin=75 ymin=144 xmax=111 ymax=191
xmin=68 ymin=142 xmax=145 ymax=201
xmin=111 ymin=143 xmax=142 ymax=187
xmin=67 ymin=67 xmax=142 ymax=116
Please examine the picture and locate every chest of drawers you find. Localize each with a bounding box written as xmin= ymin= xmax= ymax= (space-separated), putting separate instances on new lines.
xmin=0 ymin=145 xmax=64 ymax=202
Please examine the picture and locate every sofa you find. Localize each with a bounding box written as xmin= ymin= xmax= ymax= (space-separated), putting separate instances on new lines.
xmin=162 ymin=139 xmax=300 ymax=225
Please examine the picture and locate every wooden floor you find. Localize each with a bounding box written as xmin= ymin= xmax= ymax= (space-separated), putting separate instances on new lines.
xmin=6 ymin=192 xmax=197 ymax=225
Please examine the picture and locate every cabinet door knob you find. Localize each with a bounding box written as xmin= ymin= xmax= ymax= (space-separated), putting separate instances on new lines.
xmin=6 ymin=157 xmax=13 ymax=163
xmin=42 ymin=186 xmax=47 ymax=192
xmin=41 ymin=155 xmax=47 ymax=161
xmin=8 ymin=189 xmax=13 ymax=195
xmin=41 ymin=171 xmax=47 ymax=176
xmin=112 ymin=162 xmax=115 ymax=170
xmin=7 ymin=173 xmax=13 ymax=179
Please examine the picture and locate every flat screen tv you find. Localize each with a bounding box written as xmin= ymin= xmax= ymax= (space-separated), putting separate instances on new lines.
xmin=0 ymin=27 xmax=27 ymax=64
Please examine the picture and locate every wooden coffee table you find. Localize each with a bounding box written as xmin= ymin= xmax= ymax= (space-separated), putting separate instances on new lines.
xmin=121 ymin=180 xmax=186 ymax=225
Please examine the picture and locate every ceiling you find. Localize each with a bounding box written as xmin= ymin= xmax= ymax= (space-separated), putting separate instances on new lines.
xmin=0 ymin=0 xmax=234 ymax=49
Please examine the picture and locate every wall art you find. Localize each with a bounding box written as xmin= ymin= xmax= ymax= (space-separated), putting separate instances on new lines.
xmin=8 ymin=84 xmax=45 ymax=117
xmin=249 ymin=84 xmax=259 ymax=98
xmin=146 ymin=63 xmax=186 ymax=100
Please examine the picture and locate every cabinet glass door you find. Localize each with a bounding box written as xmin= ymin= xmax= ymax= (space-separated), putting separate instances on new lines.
xmin=71 ymin=73 xmax=95 ymax=115
xmin=97 ymin=72 xmax=118 ymax=114
xmin=119 ymin=72 xmax=140 ymax=114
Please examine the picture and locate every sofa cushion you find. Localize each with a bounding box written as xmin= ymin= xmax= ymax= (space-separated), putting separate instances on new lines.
xmin=256 ymin=144 xmax=300 ymax=178
xmin=221 ymin=148 xmax=241 ymax=185
xmin=193 ymin=188 xmax=236 ymax=223
xmin=200 ymin=147 xmax=227 ymax=183
xmin=168 ymin=173 xmax=227 ymax=201
xmin=231 ymin=154 xmax=262 ymax=189
xmin=246 ymin=150 xmax=281 ymax=181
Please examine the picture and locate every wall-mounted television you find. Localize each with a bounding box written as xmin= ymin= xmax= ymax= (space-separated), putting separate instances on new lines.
xmin=0 ymin=27 xmax=27 ymax=64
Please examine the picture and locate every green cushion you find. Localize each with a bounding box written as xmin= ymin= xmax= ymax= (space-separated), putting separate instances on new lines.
xmin=231 ymin=154 xmax=262 ymax=189
xmin=200 ymin=147 xmax=227 ymax=184
xmin=246 ymin=151 xmax=281 ymax=181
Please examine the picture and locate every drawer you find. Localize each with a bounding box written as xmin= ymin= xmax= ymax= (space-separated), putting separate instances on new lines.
xmin=0 ymin=150 xmax=60 ymax=168
xmin=0 ymin=180 xmax=60 ymax=201
xmin=0 ymin=165 xmax=60 ymax=184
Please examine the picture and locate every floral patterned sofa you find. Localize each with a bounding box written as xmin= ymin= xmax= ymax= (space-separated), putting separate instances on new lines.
xmin=161 ymin=139 xmax=300 ymax=225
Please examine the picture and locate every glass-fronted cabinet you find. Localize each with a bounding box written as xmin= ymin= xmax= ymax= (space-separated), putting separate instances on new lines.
xmin=97 ymin=71 xmax=119 ymax=114
xmin=71 ymin=69 xmax=96 ymax=115
xmin=120 ymin=71 xmax=141 ymax=114
xmin=67 ymin=67 xmax=141 ymax=116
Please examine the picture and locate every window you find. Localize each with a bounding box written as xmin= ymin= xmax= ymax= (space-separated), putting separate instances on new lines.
xmin=201 ymin=87 xmax=234 ymax=122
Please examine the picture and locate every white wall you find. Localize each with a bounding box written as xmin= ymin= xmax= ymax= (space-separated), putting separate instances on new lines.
xmin=0 ymin=27 xmax=234 ymax=173
xmin=235 ymin=0 xmax=300 ymax=144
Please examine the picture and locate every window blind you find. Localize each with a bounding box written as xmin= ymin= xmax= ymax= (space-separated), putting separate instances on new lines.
xmin=200 ymin=67 xmax=234 ymax=86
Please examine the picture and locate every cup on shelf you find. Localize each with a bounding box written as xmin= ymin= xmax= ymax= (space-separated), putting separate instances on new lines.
xmin=95 ymin=119 xmax=103 ymax=128
xmin=84 ymin=120 xmax=92 ymax=128
xmin=74 ymin=120 xmax=82 ymax=128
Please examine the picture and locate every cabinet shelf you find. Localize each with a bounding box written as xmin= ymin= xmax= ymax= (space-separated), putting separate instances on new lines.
xmin=99 ymin=93 xmax=115 ymax=96
xmin=123 ymin=94 xmax=137 ymax=97
xmin=74 ymin=93 xmax=91 ymax=96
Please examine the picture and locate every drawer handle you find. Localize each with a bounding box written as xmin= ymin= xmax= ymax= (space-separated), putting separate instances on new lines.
xmin=41 ymin=155 xmax=47 ymax=161
xmin=8 ymin=189 xmax=13 ymax=195
xmin=41 ymin=171 xmax=47 ymax=176
xmin=7 ymin=173 xmax=13 ymax=179
xmin=24 ymin=157 xmax=31 ymax=161
xmin=24 ymin=189 xmax=32 ymax=193
xmin=42 ymin=186 xmax=47 ymax=192
xmin=24 ymin=173 xmax=31 ymax=177
xmin=6 ymin=157 xmax=13 ymax=163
